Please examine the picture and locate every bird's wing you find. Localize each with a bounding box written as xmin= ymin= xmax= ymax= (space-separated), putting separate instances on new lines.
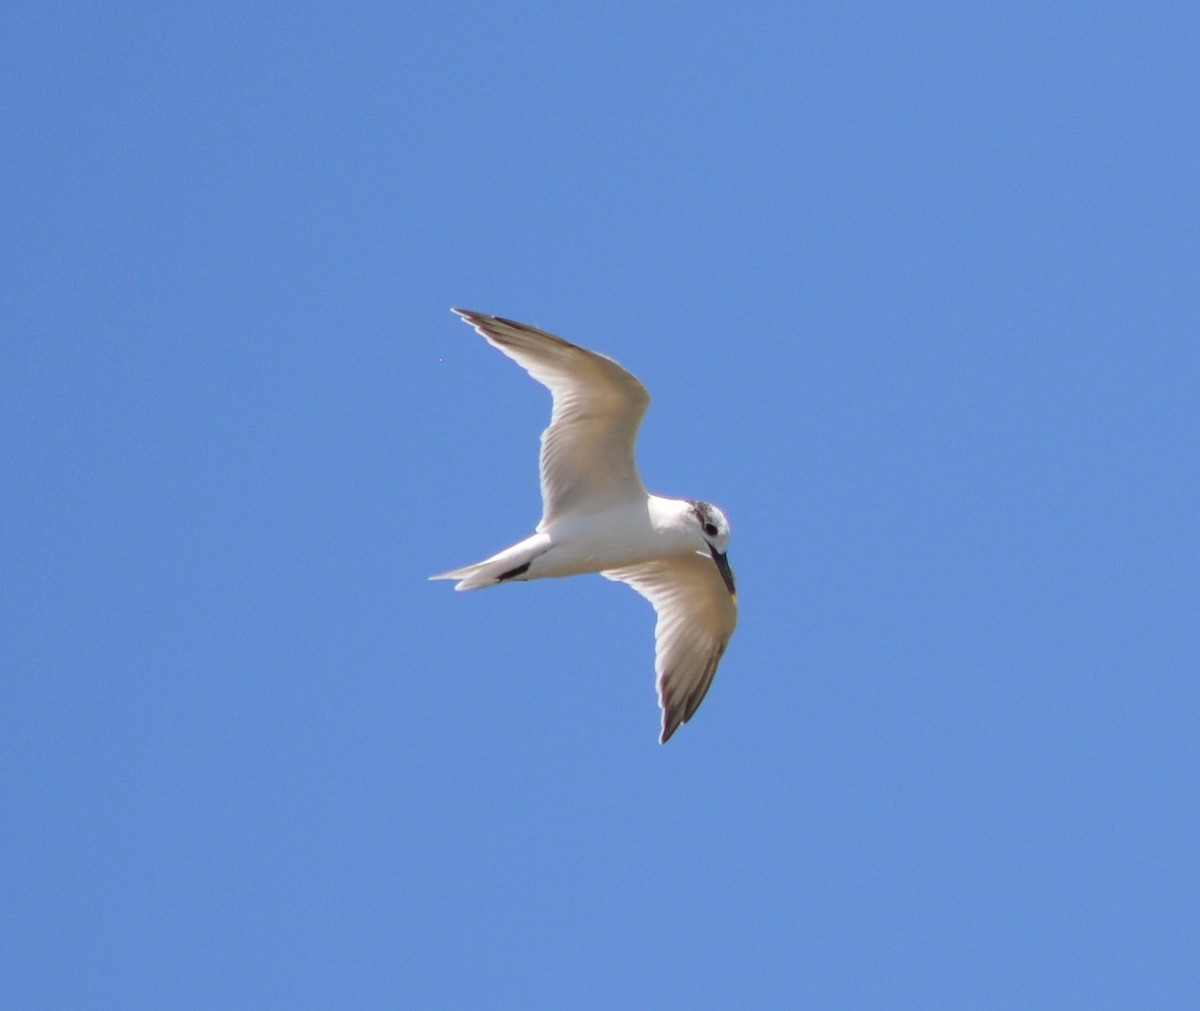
xmin=602 ymin=551 xmax=738 ymax=743
xmin=453 ymin=309 xmax=650 ymax=526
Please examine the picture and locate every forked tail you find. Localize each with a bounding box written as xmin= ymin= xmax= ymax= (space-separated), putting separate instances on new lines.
xmin=429 ymin=533 xmax=551 ymax=591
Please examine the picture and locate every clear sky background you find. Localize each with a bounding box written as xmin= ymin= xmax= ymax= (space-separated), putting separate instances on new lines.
xmin=3 ymin=4 xmax=1197 ymax=1007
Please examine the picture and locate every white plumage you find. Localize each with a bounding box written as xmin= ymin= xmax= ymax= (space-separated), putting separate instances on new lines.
xmin=432 ymin=309 xmax=737 ymax=743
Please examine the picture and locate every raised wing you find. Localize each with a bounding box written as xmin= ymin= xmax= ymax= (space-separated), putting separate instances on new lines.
xmin=453 ymin=309 xmax=650 ymax=527
xmin=603 ymin=551 xmax=738 ymax=743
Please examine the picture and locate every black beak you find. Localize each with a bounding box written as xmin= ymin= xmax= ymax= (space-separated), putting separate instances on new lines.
xmin=708 ymin=544 xmax=737 ymax=598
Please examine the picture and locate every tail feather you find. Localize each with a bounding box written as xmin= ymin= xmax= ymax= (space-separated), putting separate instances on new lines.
xmin=428 ymin=560 xmax=490 ymax=588
xmin=429 ymin=533 xmax=551 ymax=591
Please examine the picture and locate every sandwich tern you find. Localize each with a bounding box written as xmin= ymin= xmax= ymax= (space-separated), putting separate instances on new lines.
xmin=432 ymin=309 xmax=737 ymax=743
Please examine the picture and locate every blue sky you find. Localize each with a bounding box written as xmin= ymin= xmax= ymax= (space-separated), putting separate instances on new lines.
xmin=3 ymin=3 xmax=1197 ymax=1007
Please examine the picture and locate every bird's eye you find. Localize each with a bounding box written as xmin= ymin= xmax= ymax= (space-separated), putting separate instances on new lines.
xmin=703 ymin=522 xmax=718 ymax=536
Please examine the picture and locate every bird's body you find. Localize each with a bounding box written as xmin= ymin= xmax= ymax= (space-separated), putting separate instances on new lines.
xmin=432 ymin=310 xmax=737 ymax=742
xmin=438 ymin=496 xmax=702 ymax=585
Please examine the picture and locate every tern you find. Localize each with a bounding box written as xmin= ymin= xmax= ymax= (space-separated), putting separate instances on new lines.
xmin=432 ymin=309 xmax=737 ymax=743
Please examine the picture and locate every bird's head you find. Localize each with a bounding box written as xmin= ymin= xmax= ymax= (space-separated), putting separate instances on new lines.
xmin=688 ymin=500 xmax=736 ymax=597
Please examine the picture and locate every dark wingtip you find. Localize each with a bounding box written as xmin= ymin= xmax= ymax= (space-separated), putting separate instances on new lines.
xmin=452 ymin=309 xmax=522 ymax=350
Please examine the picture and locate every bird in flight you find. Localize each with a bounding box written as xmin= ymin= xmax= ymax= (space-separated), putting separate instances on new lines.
xmin=432 ymin=309 xmax=737 ymax=743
